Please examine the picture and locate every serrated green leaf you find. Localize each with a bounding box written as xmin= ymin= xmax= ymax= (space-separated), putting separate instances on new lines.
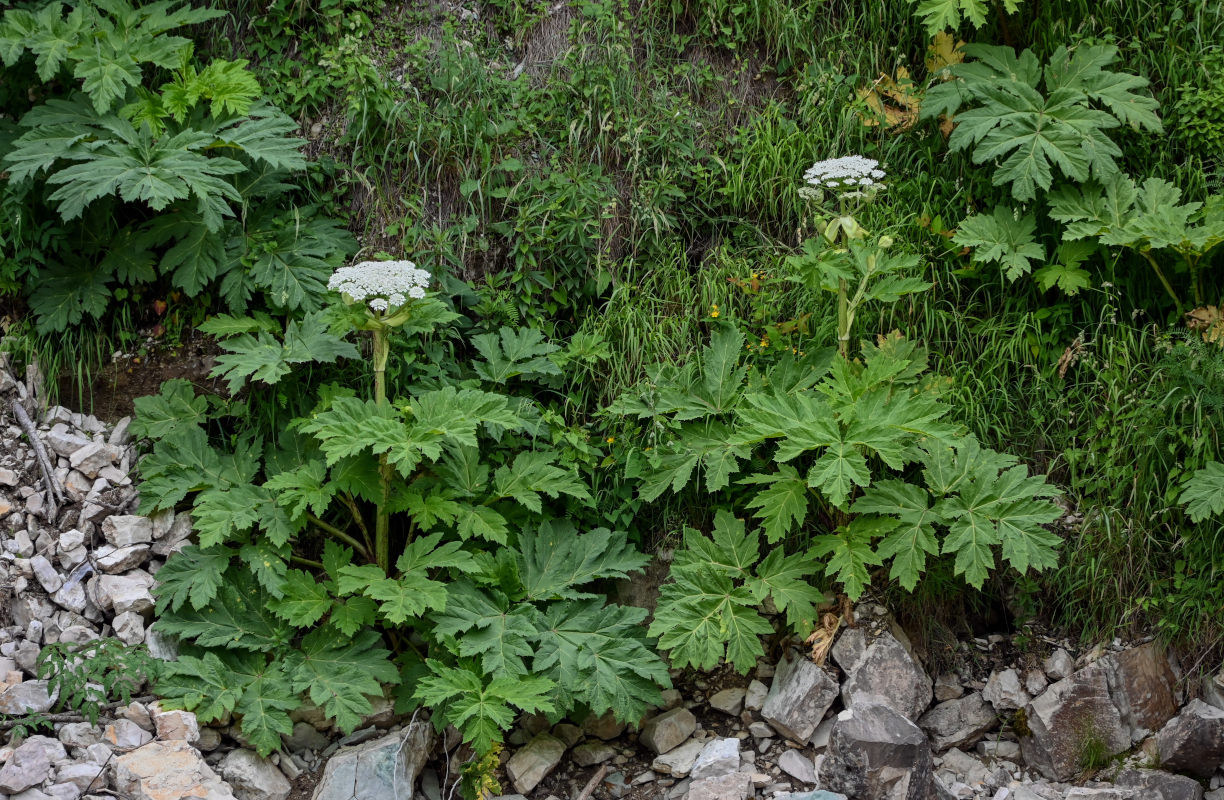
xmin=1182 ymin=462 xmax=1224 ymax=523
xmin=152 ymin=544 xmax=230 ymax=613
xmin=954 ymin=207 xmax=1045 ymax=280
xmin=268 ymin=569 xmax=333 ymax=626
xmin=742 ymin=465 xmax=810 ymax=543
xmin=811 ymin=517 xmax=889 ymax=600
xmin=516 ymin=522 xmax=648 ymax=601
xmin=414 ymin=662 xmax=554 ymax=755
xmin=288 ymin=629 xmax=398 ymax=734
xmin=131 ymin=378 xmax=208 ymax=439
xmin=431 ymin=582 xmax=540 ymax=677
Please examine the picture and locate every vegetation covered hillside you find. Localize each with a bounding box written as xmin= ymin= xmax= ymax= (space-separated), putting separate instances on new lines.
xmin=1 ymin=0 xmax=1222 ymax=784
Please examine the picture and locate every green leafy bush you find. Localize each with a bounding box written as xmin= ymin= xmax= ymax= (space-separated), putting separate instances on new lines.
xmin=139 ymin=277 xmax=665 ymax=757
xmin=923 ymin=44 xmax=1162 ymax=202
xmin=0 ymin=0 xmax=352 ymax=331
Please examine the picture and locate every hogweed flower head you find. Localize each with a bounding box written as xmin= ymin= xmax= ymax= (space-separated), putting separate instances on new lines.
xmin=803 ymin=155 xmax=886 ymax=191
xmin=328 ymin=260 xmax=431 ymax=314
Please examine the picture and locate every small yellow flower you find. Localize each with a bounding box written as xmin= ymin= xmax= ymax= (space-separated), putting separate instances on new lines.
xmin=606 ymin=436 xmax=615 ymax=444
xmin=711 ymin=310 xmax=720 ymax=318
xmin=710 ymin=304 xmax=720 ymax=319
xmin=760 ymin=339 xmax=769 ymax=348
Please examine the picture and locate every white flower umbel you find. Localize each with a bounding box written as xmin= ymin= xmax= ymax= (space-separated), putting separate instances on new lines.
xmin=803 ymin=155 xmax=886 ymax=191
xmin=328 ymin=260 xmax=431 ymax=313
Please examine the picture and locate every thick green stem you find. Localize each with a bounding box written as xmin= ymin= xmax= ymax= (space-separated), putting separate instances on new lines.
xmin=837 ymin=277 xmax=850 ymax=359
xmin=308 ymin=514 xmax=370 ymax=557
xmin=1141 ymin=251 xmax=1183 ymax=314
xmin=373 ymin=327 xmax=392 ymax=572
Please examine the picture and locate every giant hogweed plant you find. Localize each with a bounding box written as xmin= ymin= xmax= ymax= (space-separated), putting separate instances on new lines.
xmin=616 ymin=159 xmax=1063 ymax=673
xmin=137 ymin=263 xmax=668 ymax=757
xmin=0 ymin=0 xmax=353 ymax=331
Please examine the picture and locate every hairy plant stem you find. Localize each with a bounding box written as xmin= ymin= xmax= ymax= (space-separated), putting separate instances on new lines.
xmin=837 ymin=277 xmax=850 ymax=359
xmin=373 ymin=326 xmax=392 ymax=573
xmin=1141 ymin=252 xmax=1183 ymax=314
xmin=308 ymin=514 xmax=369 ymax=557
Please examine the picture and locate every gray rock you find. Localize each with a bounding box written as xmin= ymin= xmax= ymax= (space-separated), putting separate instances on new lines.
xmin=0 ymin=680 xmax=56 ymax=715
xmin=1044 ymin=649 xmax=1075 ymax=680
xmin=505 ymin=733 xmax=566 ymax=795
xmin=94 ymin=574 xmax=154 ymax=615
xmin=748 ymin=722 xmax=773 ymax=739
xmin=69 ymin=442 xmax=120 ymax=477
xmin=220 ymin=749 xmax=291 ymax=800
xmin=113 ymin=611 xmax=145 ymax=645
xmin=777 ymin=750 xmax=817 ymax=785
xmin=58 ymin=722 xmax=101 ymax=749
xmin=744 ymin=680 xmax=768 ymax=711
xmin=770 ymin=793 xmax=847 ymax=800
xmin=691 ymin=738 xmax=740 ymax=780
xmin=152 ymin=707 xmax=200 ymax=743
xmin=982 ymin=669 xmax=1029 ymax=712
xmin=974 ymin=739 xmax=1020 ymax=761
xmin=0 ymin=736 xmax=64 ymax=793
xmin=761 ymin=650 xmax=840 ymax=742
xmin=935 ymin=748 xmax=989 ymax=785
xmin=809 ymin=717 xmax=835 ymax=749
xmin=652 ymin=739 xmax=705 ymax=777
xmin=709 ymin=688 xmax=746 ymax=716
xmin=46 ymin=427 xmax=90 ymax=458
xmin=1102 ymin=642 xmax=1179 ymax=743
xmin=934 ymin=674 xmax=964 ymax=703
xmin=919 ymin=693 xmax=997 ymax=751
xmin=1115 ymin=768 xmax=1205 ymax=800
xmin=573 ymin=742 xmax=617 ymax=767
xmin=582 ymin=710 xmax=626 ymax=741
xmin=552 ymin=723 xmax=583 ymax=748
xmin=114 ymin=739 xmax=237 ymax=800
xmin=1063 ymin=789 xmax=1139 ymax=800
xmin=30 ymin=554 xmax=62 ymax=593
xmin=102 ymin=515 xmax=153 ymax=548
xmin=286 ymin=721 xmax=330 ymax=752
xmin=641 ymin=708 xmax=698 ymax=755
xmin=686 ymin=770 xmax=753 ymax=800
xmin=1156 ymin=699 xmax=1224 ymax=778
xmin=94 ymin=543 xmax=152 ymax=573
xmin=312 ymin=721 xmax=432 ymax=800
xmin=833 ymin=628 xmax=933 ymax=721
xmin=1021 ymin=663 xmax=1130 ymax=781
xmin=52 ymin=763 xmax=106 ymax=793
xmin=822 ymin=703 xmax=938 ymax=800
xmin=104 ymin=718 xmax=153 ymax=750
xmin=1024 ymin=669 xmax=1049 ymax=696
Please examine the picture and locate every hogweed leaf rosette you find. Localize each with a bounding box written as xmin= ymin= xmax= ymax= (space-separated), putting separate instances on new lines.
xmin=329 ymin=259 xmax=433 ymax=570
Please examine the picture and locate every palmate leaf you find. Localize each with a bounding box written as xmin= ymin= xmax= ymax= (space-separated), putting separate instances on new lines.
xmin=648 ymin=568 xmax=771 ymax=673
xmin=264 ymin=459 xmax=334 ymax=518
xmin=152 ymin=544 xmax=230 ymax=613
xmin=533 ymin=600 xmax=668 ymax=723
xmin=430 ymin=583 xmax=539 ymax=676
xmin=472 ymin=326 xmax=562 ymax=383
xmin=211 ymin=311 xmax=358 ymax=394
xmin=747 ymin=548 xmax=826 ymax=633
xmin=156 ymin=574 xmax=293 ymax=652
xmin=1181 ymin=462 xmax=1224 ymax=523
xmin=137 ymin=424 xmax=258 ymax=512
xmin=807 ymin=439 xmax=871 ymax=509
xmin=155 ymin=651 xmax=247 ymax=724
xmin=491 ymin=451 xmax=592 ymax=512
xmin=268 ymin=569 xmax=332 ymax=626
xmin=232 ymin=662 xmax=298 ymax=757
xmin=909 ymin=0 xmax=992 ymax=35
xmin=131 ymin=378 xmax=209 ymax=439
xmin=953 ymin=207 xmax=1045 ymax=280
xmin=516 ymin=522 xmax=648 ymax=601
xmin=287 ymin=629 xmax=399 ymax=734
xmin=244 ymin=213 xmax=355 ymax=312
xmin=28 ymin=263 xmax=111 ymax=334
xmin=414 ymin=661 xmax=554 ymax=755
xmin=852 ymin=480 xmax=943 ymax=591
xmin=672 ymin=510 xmax=758 ymax=578
xmin=742 ymin=465 xmax=810 ymax=543
xmin=811 ymin=516 xmax=890 ymax=600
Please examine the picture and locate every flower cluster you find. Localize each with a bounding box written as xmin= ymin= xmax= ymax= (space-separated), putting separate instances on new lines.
xmin=803 ymin=155 xmax=886 ymax=190
xmin=328 ymin=260 xmax=431 ymax=312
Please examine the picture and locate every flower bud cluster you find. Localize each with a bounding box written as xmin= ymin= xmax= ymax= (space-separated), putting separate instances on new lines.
xmin=803 ymin=155 xmax=886 ymax=190
xmin=328 ymin=260 xmax=431 ymax=312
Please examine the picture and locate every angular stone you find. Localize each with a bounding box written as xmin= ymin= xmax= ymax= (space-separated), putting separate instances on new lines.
xmin=114 ymin=739 xmax=237 ymax=800
xmin=505 ymin=733 xmax=566 ymax=795
xmin=52 ymin=763 xmax=106 ymax=793
xmin=833 ymin=628 xmax=933 ymax=721
xmin=691 ymin=738 xmax=740 ymax=780
xmin=30 ymin=554 xmax=62 ymax=593
xmin=771 ymin=793 xmax=847 ymax=800
xmin=582 ymin=710 xmax=626 ymax=741
xmin=102 ymin=515 xmax=154 ymax=547
xmin=1063 ymin=790 xmax=1139 ymax=800
xmin=0 ymin=736 xmax=64 ymax=793
xmin=761 ymin=650 xmax=840 ymax=742
xmin=286 ymin=721 xmax=329 ymax=752
xmin=1156 ymin=699 xmax=1224 ymax=778
xmin=1044 ymin=649 xmax=1075 ymax=680
xmin=573 ymin=742 xmax=616 ymax=767
xmin=822 ymin=703 xmax=938 ymax=800
xmin=0 ymin=680 xmax=56 ymax=714
xmin=94 ymin=574 xmax=154 ymax=615
xmin=641 ymin=708 xmax=698 ymax=755
xmin=709 ymin=687 xmax=746 ymax=716
xmin=982 ymin=669 xmax=1029 ymax=712
xmin=777 ymin=750 xmax=817 ymax=785
xmin=651 ymin=739 xmax=704 ymax=776
xmin=46 ymin=427 xmax=90 ymax=457
xmin=974 ymin=739 xmax=1020 ymax=761
xmin=58 ymin=722 xmax=101 ymax=749
xmin=1021 ymin=663 xmax=1130 ymax=781
xmin=104 ymin=718 xmax=154 ymax=750
xmin=1102 ymin=642 xmax=1178 ymax=743
xmin=686 ymin=770 xmax=752 ymax=800
xmin=312 ymin=721 xmax=432 ymax=800
xmin=934 ymin=674 xmax=964 ymax=703
xmin=1115 ymin=768 xmax=1205 ymax=800
xmin=69 ymin=442 xmax=120 ymax=477
xmin=220 ymin=749 xmax=291 ymax=800
xmin=153 ymin=707 xmax=200 ymax=743
xmin=919 ymin=692 xmax=997 ymax=751
xmin=1024 ymin=669 xmax=1049 ymax=697
xmin=552 ymin=723 xmax=583 ymax=748
xmin=95 ymin=543 xmax=151 ymax=573
xmin=113 ymin=611 xmax=146 ymax=645
xmin=744 ymin=680 xmax=768 ymax=711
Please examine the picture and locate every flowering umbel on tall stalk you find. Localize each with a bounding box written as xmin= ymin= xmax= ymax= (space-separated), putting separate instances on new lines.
xmin=329 ymin=258 xmax=433 ymax=570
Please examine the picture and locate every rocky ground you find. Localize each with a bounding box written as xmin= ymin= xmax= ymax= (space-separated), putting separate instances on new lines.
xmin=0 ymin=363 xmax=1223 ymax=800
